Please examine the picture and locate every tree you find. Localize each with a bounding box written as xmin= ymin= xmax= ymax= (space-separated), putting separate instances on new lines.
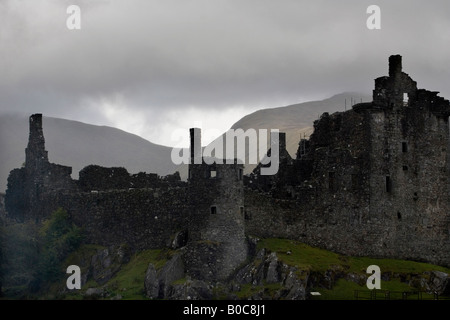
xmin=33 ymin=208 xmax=83 ymax=291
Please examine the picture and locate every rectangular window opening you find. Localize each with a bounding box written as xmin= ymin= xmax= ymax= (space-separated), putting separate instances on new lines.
xmin=351 ymin=174 xmax=359 ymax=191
xmin=210 ymin=170 xmax=217 ymax=178
xmin=403 ymin=93 xmax=409 ymax=106
xmin=402 ymin=142 xmax=408 ymax=153
xmin=210 ymin=206 xmax=217 ymax=214
xmin=385 ymin=176 xmax=392 ymax=193
xmin=328 ymin=172 xmax=335 ymax=191
xmin=238 ymin=168 xmax=243 ymax=181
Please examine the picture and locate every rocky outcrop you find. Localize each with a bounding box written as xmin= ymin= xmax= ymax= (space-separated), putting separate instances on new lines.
xmin=90 ymin=245 xmax=131 ymax=285
xmin=65 ymin=244 xmax=131 ymax=289
xmin=144 ymin=247 xmax=309 ymax=300
xmin=144 ymin=253 xmax=185 ymax=299
xmin=233 ymin=249 xmax=308 ymax=300
xmin=409 ymin=271 xmax=450 ymax=295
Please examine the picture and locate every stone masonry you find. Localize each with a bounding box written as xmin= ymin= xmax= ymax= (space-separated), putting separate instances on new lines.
xmin=245 ymin=55 xmax=450 ymax=267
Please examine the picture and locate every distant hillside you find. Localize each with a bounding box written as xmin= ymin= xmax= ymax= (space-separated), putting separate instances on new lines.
xmin=231 ymin=92 xmax=371 ymax=156
xmin=0 ymin=114 xmax=179 ymax=192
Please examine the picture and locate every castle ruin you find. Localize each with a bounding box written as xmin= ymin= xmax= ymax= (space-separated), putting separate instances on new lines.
xmin=246 ymin=55 xmax=450 ymax=266
xmin=4 ymin=55 xmax=450 ymax=278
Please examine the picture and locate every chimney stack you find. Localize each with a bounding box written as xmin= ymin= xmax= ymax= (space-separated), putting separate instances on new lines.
xmin=389 ymin=55 xmax=402 ymax=78
xmin=25 ymin=113 xmax=48 ymax=169
xmin=189 ymin=128 xmax=202 ymax=165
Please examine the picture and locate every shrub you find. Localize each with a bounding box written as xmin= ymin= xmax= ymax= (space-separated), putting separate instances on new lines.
xmin=34 ymin=208 xmax=83 ymax=291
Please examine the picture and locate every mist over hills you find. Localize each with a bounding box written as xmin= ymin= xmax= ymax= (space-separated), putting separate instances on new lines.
xmin=0 ymin=92 xmax=370 ymax=193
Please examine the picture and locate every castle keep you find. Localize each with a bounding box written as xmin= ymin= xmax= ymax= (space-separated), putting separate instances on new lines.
xmin=246 ymin=55 xmax=450 ymax=266
xmin=4 ymin=55 xmax=450 ymax=276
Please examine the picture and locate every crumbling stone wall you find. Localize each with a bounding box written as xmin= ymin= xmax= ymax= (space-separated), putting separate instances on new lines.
xmin=78 ymin=165 xmax=131 ymax=191
xmin=41 ymin=187 xmax=191 ymax=250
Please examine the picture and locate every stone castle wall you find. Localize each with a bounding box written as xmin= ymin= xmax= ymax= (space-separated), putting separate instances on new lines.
xmin=244 ymin=187 xmax=450 ymax=267
xmin=41 ymin=187 xmax=191 ymax=250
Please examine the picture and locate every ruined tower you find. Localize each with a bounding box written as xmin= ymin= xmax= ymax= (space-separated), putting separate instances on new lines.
xmin=245 ymin=55 xmax=450 ymax=267
xmin=291 ymin=55 xmax=450 ymax=265
xmin=5 ymin=114 xmax=74 ymax=221
xmin=185 ymin=128 xmax=248 ymax=281
xmin=354 ymin=55 xmax=450 ymax=264
xmin=25 ymin=114 xmax=49 ymax=173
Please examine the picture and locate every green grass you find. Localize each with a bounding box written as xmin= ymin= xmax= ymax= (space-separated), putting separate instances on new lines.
xmin=256 ymin=238 xmax=450 ymax=300
xmin=235 ymin=283 xmax=261 ymax=299
xmin=347 ymin=256 xmax=450 ymax=274
xmin=105 ymin=249 xmax=168 ymax=300
xmin=257 ymin=238 xmax=450 ymax=275
xmin=257 ymin=238 xmax=343 ymax=272
xmin=59 ymin=245 xmax=170 ymax=300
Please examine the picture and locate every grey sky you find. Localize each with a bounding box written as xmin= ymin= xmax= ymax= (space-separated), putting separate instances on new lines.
xmin=1 ymin=0 xmax=450 ymax=147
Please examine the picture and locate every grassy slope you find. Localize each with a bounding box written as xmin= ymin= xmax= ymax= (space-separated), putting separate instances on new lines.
xmin=55 ymin=238 xmax=449 ymax=300
xmin=257 ymin=238 xmax=450 ymax=300
xmin=62 ymin=247 xmax=169 ymax=300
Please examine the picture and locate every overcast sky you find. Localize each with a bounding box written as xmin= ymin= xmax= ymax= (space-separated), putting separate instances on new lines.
xmin=1 ymin=0 xmax=450 ymax=147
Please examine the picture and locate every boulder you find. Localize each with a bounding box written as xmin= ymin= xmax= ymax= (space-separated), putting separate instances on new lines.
xmin=84 ymin=287 xmax=105 ymax=299
xmin=144 ymin=263 xmax=159 ymax=299
xmin=284 ymin=268 xmax=307 ymax=300
xmin=144 ymin=253 xmax=186 ymax=299
xmin=91 ymin=244 xmax=131 ymax=285
xmin=427 ymin=271 xmax=449 ymax=294
xmin=158 ymin=253 xmax=185 ymax=298
xmin=265 ymin=252 xmax=281 ymax=283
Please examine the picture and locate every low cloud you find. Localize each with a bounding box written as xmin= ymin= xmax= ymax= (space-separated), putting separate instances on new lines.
xmin=1 ymin=0 xmax=449 ymax=146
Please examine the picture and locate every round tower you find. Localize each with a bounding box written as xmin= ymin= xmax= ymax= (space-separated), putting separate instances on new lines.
xmin=186 ymin=128 xmax=248 ymax=281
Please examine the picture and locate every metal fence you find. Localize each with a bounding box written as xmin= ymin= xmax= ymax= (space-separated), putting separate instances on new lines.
xmin=354 ymin=290 xmax=449 ymax=300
